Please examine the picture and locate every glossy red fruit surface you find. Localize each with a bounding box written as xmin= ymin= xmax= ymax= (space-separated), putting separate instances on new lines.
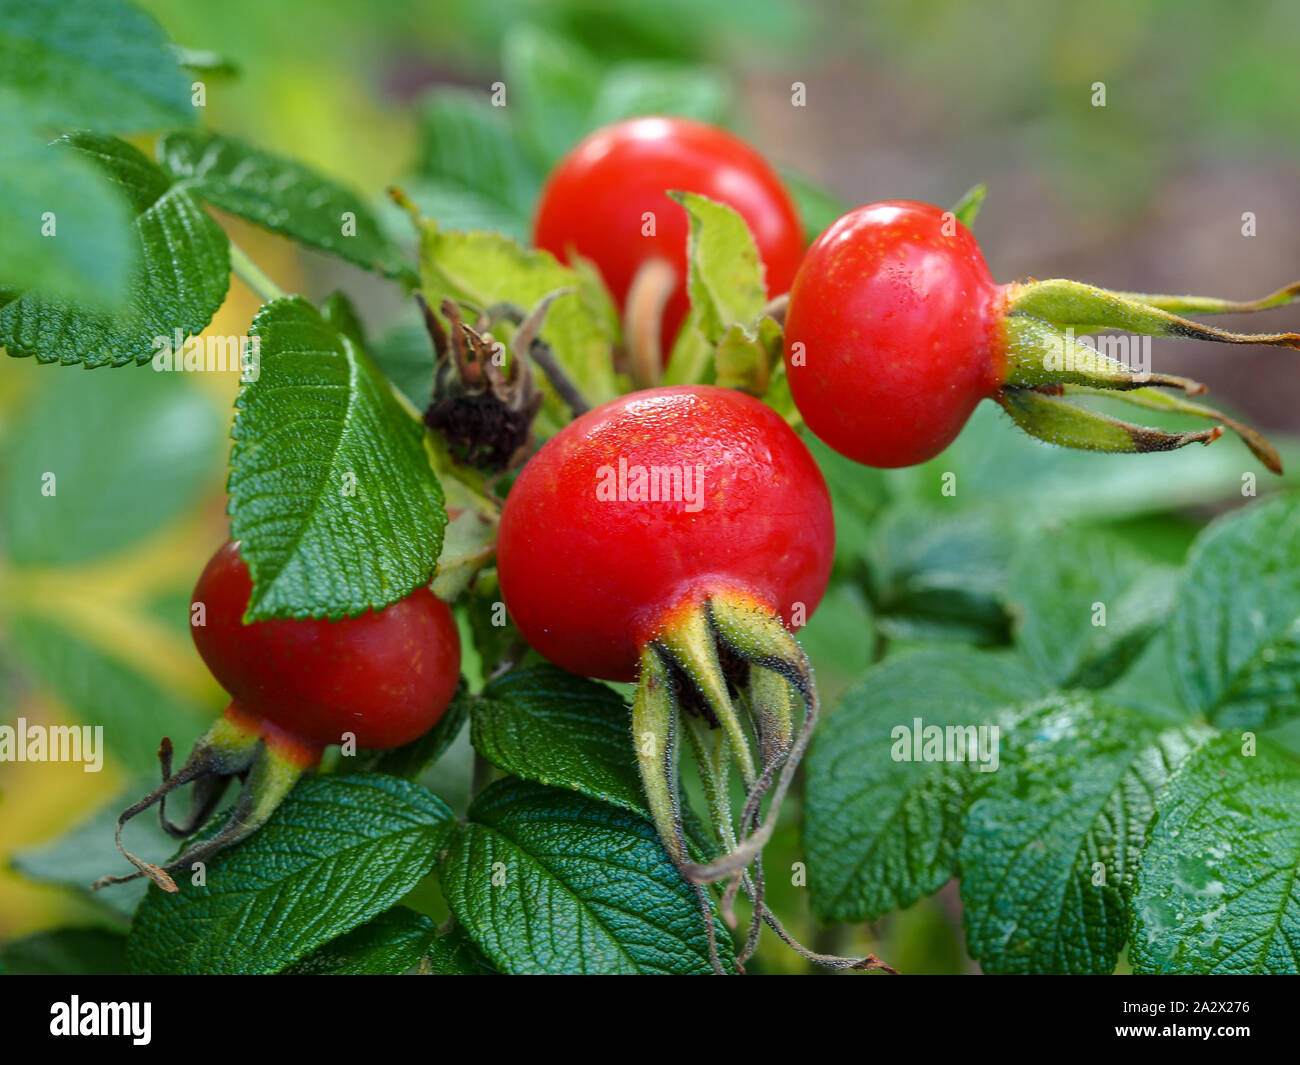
xmin=496 ymin=385 xmax=834 ymax=682
xmin=191 ymin=542 xmax=461 ymax=750
xmin=783 ymin=200 xmax=1007 ymax=468
xmin=533 ymin=116 xmax=804 ymax=352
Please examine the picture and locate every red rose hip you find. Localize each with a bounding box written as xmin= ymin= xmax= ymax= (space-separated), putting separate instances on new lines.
xmin=497 ymin=384 xmax=841 ymax=972
xmin=534 ymin=117 xmax=803 ymax=377
xmin=98 ymin=542 xmax=460 ymax=894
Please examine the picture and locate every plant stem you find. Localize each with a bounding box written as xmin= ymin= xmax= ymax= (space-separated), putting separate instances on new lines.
xmin=528 ymin=339 xmax=590 ymax=416
xmin=229 ymin=241 xmax=286 ymax=303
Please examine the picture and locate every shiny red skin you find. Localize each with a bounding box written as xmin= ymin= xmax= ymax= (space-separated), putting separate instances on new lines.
xmin=496 ymin=386 xmax=834 ymax=682
xmin=533 ymin=117 xmax=804 ymax=353
xmin=191 ymin=542 xmax=461 ymax=751
xmin=783 ymin=201 xmax=1007 ymax=468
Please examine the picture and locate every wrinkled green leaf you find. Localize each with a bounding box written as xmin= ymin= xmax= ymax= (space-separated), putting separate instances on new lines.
xmin=502 ymin=25 xmax=601 ymax=167
xmin=440 ymin=778 xmax=714 ymax=974
xmin=285 ymin=907 xmax=436 ymax=974
xmin=471 ymin=666 xmax=642 ymax=814
xmin=127 ymin=775 xmax=454 ymax=974
xmin=229 ymin=296 xmax=446 ymax=620
xmin=862 ymin=504 xmax=1016 ymax=646
xmin=591 ymin=63 xmax=732 ymax=127
xmin=1168 ymin=494 xmax=1300 ymax=729
xmin=804 ymin=647 xmax=1045 ymax=923
xmin=1130 ymin=733 xmax=1300 ymax=974
xmin=0 ymin=132 xmax=228 ymax=367
xmin=960 ymin=697 xmax=1206 ymax=974
xmin=158 ymin=131 xmax=413 ymax=281
xmin=889 ymin=401 xmax=1300 ymax=521
xmin=369 ymin=317 xmax=435 ymax=409
xmin=360 ymin=689 xmax=470 ymax=780
xmin=424 ymin=925 xmax=496 ymax=974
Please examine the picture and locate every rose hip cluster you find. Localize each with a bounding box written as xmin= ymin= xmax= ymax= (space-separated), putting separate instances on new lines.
xmin=104 ymin=114 xmax=1297 ymax=976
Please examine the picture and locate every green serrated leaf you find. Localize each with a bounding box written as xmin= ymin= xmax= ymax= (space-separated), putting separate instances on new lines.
xmin=960 ymin=697 xmax=1207 ymax=974
xmin=440 ymin=777 xmax=714 ymax=974
xmin=228 ymin=296 xmax=446 ymax=620
xmin=0 ymin=132 xmax=229 ymax=367
xmin=1168 ymin=494 xmax=1300 ymax=730
xmin=0 ymin=927 xmax=128 ymax=975
xmin=803 ymin=647 xmax=1045 ymax=923
xmin=1103 ymin=628 xmax=1187 ymax=721
xmin=318 ymin=289 xmax=369 ymax=348
xmin=424 ymin=924 xmax=496 ymax=974
xmin=1130 ymin=733 xmax=1300 ymax=974
xmin=1008 ymin=526 xmax=1176 ymax=689
xmin=157 ymin=131 xmax=413 ymax=282
xmin=472 ymin=666 xmax=642 ymax=814
xmin=126 ymin=774 xmax=454 ymax=975
xmin=285 ymin=906 xmax=436 ymax=975
xmin=670 ymin=190 xmax=766 ymax=346
xmin=0 ymin=0 xmax=196 ymax=133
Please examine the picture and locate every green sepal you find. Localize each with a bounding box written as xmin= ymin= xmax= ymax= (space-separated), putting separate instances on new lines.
xmin=1115 ymin=279 xmax=1300 ymax=318
xmin=631 ymin=648 xmax=687 ymax=866
xmin=1008 ymin=278 xmax=1300 ymax=348
xmin=1061 ymin=385 xmax=1282 ymax=474
xmin=1001 ymin=314 xmax=1204 ymax=393
xmin=997 ymin=388 xmax=1221 ymax=456
xmin=92 ymin=708 xmax=310 ymax=894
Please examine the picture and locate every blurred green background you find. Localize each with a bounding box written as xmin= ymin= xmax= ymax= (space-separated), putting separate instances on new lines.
xmin=4 ymin=0 xmax=1300 ymax=974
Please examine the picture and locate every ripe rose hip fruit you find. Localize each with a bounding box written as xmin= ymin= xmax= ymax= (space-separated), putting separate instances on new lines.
xmin=534 ymin=117 xmax=803 ymax=374
xmin=497 ymin=385 xmax=832 ymax=682
xmin=97 ymin=542 xmax=460 ymax=893
xmin=784 ymin=199 xmax=1298 ymax=471
xmin=496 ymin=385 xmax=850 ymax=972
xmin=192 ymin=541 xmax=461 ymax=750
